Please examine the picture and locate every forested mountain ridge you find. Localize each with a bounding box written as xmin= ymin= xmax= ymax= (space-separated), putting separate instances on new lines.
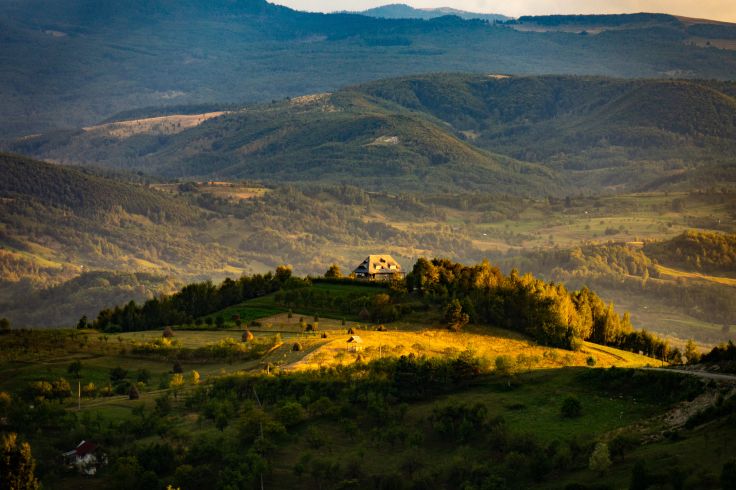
xmin=10 ymin=75 xmax=736 ymax=194
xmin=2 ymin=0 xmax=736 ymax=137
xmin=0 ymin=153 xmax=198 ymax=222
xmin=355 ymin=4 xmax=508 ymax=22
xmin=0 ymin=153 xmax=254 ymax=283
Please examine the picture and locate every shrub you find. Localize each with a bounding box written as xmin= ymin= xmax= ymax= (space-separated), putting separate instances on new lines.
xmin=561 ymin=396 xmax=582 ymax=418
xmin=588 ymin=443 xmax=611 ymax=474
xmin=495 ymin=355 xmax=516 ymax=376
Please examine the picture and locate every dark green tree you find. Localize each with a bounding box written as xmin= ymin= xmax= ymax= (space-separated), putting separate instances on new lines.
xmin=67 ymin=360 xmax=82 ymax=378
xmin=444 ymin=299 xmax=470 ymax=332
xmin=561 ymin=396 xmax=582 ymax=418
xmin=76 ymin=315 xmax=88 ymax=330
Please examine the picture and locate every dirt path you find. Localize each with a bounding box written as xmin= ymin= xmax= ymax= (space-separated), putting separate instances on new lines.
xmin=642 ymin=367 xmax=736 ymax=383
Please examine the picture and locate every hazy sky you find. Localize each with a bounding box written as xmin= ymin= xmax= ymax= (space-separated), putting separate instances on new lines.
xmin=271 ymin=1 xmax=736 ymax=23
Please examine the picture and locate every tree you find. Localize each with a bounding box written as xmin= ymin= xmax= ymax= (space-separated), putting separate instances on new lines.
xmin=169 ymin=374 xmax=184 ymax=399
xmin=67 ymin=360 xmax=82 ymax=378
xmin=0 ymin=318 xmax=10 ymax=334
xmin=190 ymin=370 xmax=200 ymax=385
xmin=0 ymin=433 xmax=40 ymax=490
xmin=561 ymin=396 xmax=582 ymax=418
xmin=172 ymin=361 xmax=183 ymax=374
xmin=129 ymin=385 xmax=140 ymax=400
xmin=444 ymin=299 xmax=469 ymax=332
xmin=51 ymin=378 xmax=72 ymax=401
xmin=136 ymin=369 xmax=151 ymax=384
xmin=684 ymin=339 xmax=700 ymax=364
xmin=588 ymin=443 xmax=611 ymax=474
xmin=275 ymin=265 xmax=292 ymax=283
xmin=76 ymin=315 xmax=89 ymax=330
xmin=29 ymin=381 xmax=52 ymax=400
xmin=215 ymin=315 xmax=225 ymax=329
xmin=325 ymin=264 xmax=342 ymax=278
xmin=110 ymin=367 xmax=128 ymax=383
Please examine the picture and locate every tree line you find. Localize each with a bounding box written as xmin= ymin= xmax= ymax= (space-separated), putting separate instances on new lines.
xmin=92 ymin=267 xmax=297 ymax=332
xmin=407 ymin=258 xmax=672 ymax=356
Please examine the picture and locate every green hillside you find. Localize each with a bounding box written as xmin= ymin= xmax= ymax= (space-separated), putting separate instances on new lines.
xmin=11 ymin=75 xmax=736 ymax=193
xmin=0 ymin=153 xmax=197 ymax=222
xmin=7 ymin=90 xmax=561 ymax=194
xmin=354 ymin=75 xmax=736 ymax=190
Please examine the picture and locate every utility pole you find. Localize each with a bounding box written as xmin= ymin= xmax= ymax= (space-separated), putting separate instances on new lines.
xmin=78 ymin=380 xmax=81 ymax=410
xmin=253 ymin=386 xmax=264 ymax=490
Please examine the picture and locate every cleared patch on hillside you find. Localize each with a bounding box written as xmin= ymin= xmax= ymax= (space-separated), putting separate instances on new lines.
xmin=83 ymin=111 xmax=228 ymax=138
xmin=656 ymin=264 xmax=736 ymax=287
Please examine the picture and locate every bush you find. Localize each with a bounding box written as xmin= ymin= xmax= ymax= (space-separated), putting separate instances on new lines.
xmin=495 ymin=355 xmax=516 ymax=376
xmin=561 ymin=396 xmax=582 ymax=418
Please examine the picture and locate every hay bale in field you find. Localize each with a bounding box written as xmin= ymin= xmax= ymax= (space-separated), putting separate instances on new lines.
xmin=242 ymin=330 xmax=255 ymax=342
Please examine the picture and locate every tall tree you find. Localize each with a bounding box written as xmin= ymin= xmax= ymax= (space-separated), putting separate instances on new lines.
xmin=1 ymin=433 xmax=40 ymax=490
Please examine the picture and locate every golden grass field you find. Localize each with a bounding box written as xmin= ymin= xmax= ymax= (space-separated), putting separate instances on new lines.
xmin=277 ymin=323 xmax=657 ymax=372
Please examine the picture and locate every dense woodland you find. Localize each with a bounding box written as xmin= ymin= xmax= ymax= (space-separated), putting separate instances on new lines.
xmin=11 ymin=75 xmax=736 ymax=195
xmin=644 ymin=230 xmax=736 ymax=275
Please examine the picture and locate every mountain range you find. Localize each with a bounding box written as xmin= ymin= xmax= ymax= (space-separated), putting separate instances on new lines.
xmin=8 ymin=74 xmax=736 ymax=194
xmin=1 ymin=0 xmax=736 ymax=138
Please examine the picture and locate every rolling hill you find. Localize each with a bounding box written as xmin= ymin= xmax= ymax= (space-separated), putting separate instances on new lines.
xmin=355 ymin=4 xmax=508 ymax=22
xmin=1 ymin=0 xmax=736 ymax=138
xmin=0 ymin=151 xmax=256 ymax=284
xmin=10 ymin=74 xmax=736 ymax=193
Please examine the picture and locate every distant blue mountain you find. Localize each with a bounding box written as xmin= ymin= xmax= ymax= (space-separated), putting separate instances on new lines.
xmin=355 ymin=3 xmax=508 ymax=22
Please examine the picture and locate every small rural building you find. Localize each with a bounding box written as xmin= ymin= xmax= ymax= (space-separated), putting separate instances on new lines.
xmin=347 ymin=335 xmax=363 ymax=352
xmin=62 ymin=440 xmax=107 ymax=475
xmin=353 ymin=255 xmax=404 ymax=281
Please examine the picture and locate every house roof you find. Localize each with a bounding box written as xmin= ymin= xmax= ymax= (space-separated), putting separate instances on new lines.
xmin=353 ymin=255 xmax=402 ymax=275
xmin=347 ymin=336 xmax=363 ymax=343
xmin=75 ymin=441 xmax=97 ymax=456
